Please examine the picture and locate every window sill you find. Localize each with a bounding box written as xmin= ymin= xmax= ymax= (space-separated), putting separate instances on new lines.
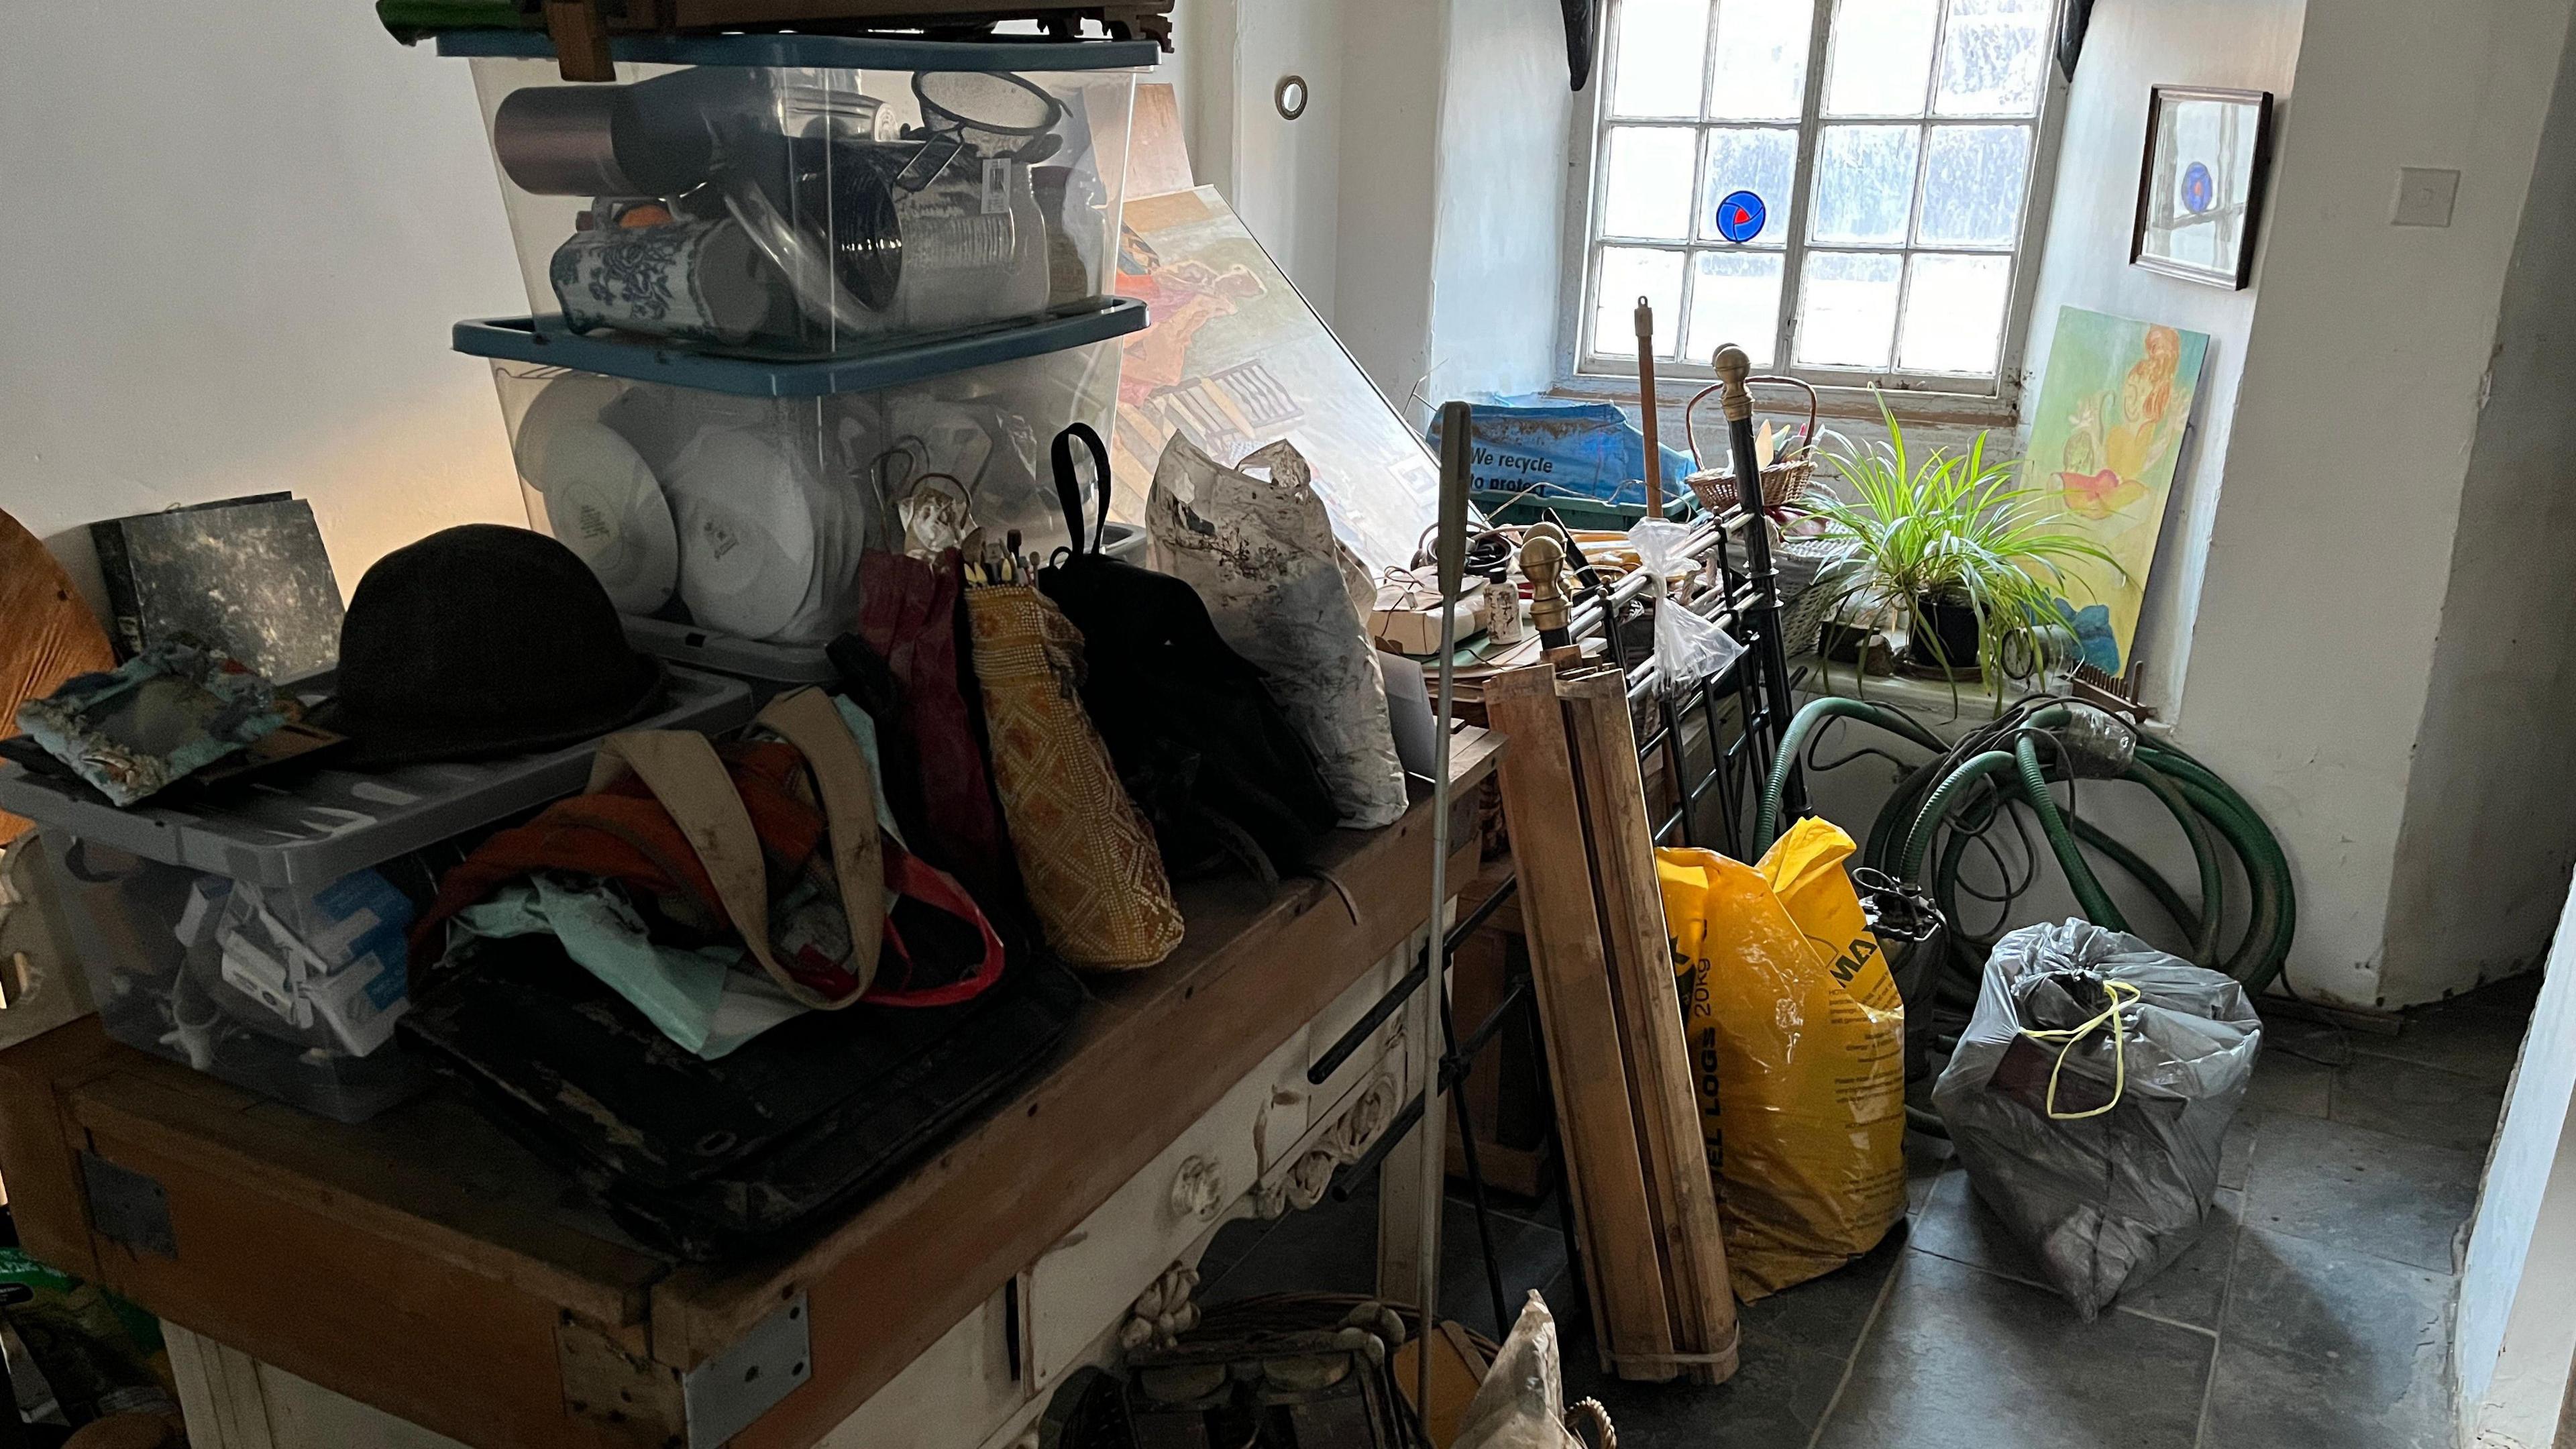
xmin=1548 ymin=373 xmax=2023 ymax=431
xmin=1786 ymin=657 xmax=2010 ymax=728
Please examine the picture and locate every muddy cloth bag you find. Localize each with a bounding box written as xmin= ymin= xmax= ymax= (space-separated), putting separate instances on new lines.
xmin=1659 ymin=818 xmax=1907 ymax=1298
xmin=1038 ymin=425 xmax=1337 ymax=883
xmin=1932 ymin=920 xmax=2261 ymax=1319
xmin=1146 ymin=436 xmax=1406 ymax=830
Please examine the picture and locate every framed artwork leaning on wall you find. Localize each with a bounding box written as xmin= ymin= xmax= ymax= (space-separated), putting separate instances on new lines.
xmin=2132 ymin=86 xmax=2275 ymax=289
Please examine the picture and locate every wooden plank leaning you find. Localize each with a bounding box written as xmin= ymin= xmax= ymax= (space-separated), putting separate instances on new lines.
xmin=1556 ymin=665 xmax=1739 ymax=1385
xmin=1481 ymin=663 xmax=1679 ymax=1381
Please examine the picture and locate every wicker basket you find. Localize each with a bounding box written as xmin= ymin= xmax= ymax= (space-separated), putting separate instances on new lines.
xmin=1682 ymin=374 xmax=1820 ymax=517
xmin=1774 ymin=535 xmax=1853 ymax=659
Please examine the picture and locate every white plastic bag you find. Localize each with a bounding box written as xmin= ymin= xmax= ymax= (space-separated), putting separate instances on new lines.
xmin=1453 ymin=1293 xmax=1582 ymax=1449
xmin=1629 ymin=517 xmax=1743 ymax=689
xmin=1148 ymin=436 xmax=1407 ymax=828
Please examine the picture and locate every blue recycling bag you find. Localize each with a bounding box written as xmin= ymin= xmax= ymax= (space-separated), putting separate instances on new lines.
xmin=1425 ymin=396 xmax=1697 ymax=509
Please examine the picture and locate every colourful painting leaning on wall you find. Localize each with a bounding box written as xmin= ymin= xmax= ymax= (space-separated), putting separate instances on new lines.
xmin=2021 ymin=306 xmax=2210 ymax=674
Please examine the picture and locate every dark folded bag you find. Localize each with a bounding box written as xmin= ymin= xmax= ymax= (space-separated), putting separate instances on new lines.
xmin=1036 ymin=423 xmax=1338 ymax=884
xmin=400 ymin=933 xmax=1085 ymax=1260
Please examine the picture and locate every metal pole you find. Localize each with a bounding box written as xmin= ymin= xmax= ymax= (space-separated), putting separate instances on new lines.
xmin=1634 ymin=299 xmax=1664 ymax=519
xmin=1417 ymin=400 xmax=1474 ymax=1424
xmin=1713 ymin=344 xmax=1803 ymax=820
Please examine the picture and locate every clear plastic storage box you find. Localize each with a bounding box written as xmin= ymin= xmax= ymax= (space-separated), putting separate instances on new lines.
xmin=0 ymin=667 xmax=752 ymax=1122
xmin=464 ymin=317 xmax=1136 ymax=655
xmin=443 ymin=32 xmax=1152 ymax=359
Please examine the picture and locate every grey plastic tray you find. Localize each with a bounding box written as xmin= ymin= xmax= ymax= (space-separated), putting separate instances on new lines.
xmin=623 ymin=618 xmax=839 ymax=686
xmin=0 ymin=665 xmax=752 ymax=891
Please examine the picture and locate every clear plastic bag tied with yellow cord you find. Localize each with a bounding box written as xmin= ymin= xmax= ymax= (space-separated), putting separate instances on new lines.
xmin=1658 ymin=818 xmax=1907 ymax=1298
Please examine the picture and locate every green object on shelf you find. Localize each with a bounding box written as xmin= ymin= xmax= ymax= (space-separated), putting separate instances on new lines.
xmin=1470 ymin=488 xmax=1697 ymax=532
xmin=378 ymin=0 xmax=531 ymax=43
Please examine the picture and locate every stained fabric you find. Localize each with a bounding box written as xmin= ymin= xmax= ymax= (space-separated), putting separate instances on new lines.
xmin=849 ymin=549 xmax=1017 ymax=913
xmin=1146 ymin=437 xmax=1406 ymax=830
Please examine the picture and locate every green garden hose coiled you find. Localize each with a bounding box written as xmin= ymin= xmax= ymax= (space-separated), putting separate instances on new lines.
xmin=1755 ymin=695 xmax=2296 ymax=1019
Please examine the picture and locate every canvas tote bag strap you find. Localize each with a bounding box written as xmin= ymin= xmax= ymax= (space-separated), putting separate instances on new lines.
xmin=587 ymin=730 xmax=850 ymax=1010
xmin=751 ymin=687 xmax=888 ymax=996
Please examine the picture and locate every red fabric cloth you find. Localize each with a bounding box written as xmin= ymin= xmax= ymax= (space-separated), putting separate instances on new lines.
xmin=413 ymin=736 xmax=1003 ymax=1008
xmin=856 ymin=550 xmax=1015 ymax=912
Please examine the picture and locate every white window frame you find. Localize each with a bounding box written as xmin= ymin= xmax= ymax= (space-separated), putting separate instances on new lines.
xmin=1555 ymin=0 xmax=2071 ymax=421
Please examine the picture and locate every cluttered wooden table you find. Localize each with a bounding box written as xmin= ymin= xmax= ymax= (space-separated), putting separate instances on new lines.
xmin=0 ymin=729 xmax=1499 ymax=1449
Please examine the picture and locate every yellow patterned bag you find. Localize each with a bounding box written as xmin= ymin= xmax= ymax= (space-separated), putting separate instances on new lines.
xmin=1658 ymin=818 xmax=1906 ymax=1298
xmin=966 ymin=583 xmax=1185 ymax=971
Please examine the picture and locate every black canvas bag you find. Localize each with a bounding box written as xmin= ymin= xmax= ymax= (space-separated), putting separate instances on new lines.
xmin=1036 ymin=424 xmax=1338 ymax=884
xmin=401 ymin=933 xmax=1083 ymax=1260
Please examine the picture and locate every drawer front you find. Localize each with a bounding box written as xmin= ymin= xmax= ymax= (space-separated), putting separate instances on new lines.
xmin=1024 ymin=1032 xmax=1299 ymax=1386
xmin=1265 ymin=935 xmax=1422 ymax=1175
xmin=814 ymin=1285 xmax=1023 ymax=1449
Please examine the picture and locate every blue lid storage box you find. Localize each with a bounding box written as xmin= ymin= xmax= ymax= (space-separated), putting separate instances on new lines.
xmin=471 ymin=324 xmax=1134 ymax=661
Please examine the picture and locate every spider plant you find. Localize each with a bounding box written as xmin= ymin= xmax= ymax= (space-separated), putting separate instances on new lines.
xmin=1802 ymin=394 xmax=2123 ymax=700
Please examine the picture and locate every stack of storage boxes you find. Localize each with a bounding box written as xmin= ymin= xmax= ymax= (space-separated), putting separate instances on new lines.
xmin=446 ymin=31 xmax=1153 ymax=691
xmin=0 ymin=30 xmax=1150 ymax=1123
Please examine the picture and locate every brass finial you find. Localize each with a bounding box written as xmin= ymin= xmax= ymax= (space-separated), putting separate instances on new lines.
xmin=1519 ymin=525 xmax=1572 ymax=637
xmin=1712 ymin=345 xmax=1754 ymax=423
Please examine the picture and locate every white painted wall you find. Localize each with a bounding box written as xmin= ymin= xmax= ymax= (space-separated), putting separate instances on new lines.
xmin=2173 ymin=0 xmax=2576 ymax=1007
xmin=1224 ymin=0 xmax=1344 ymax=317
xmin=1417 ymin=0 xmax=1575 ymax=413
xmin=1170 ymin=0 xmax=1564 ymax=416
xmin=2456 ymin=882 xmax=2576 ymax=1448
xmin=2015 ymin=0 xmax=2308 ymax=716
xmin=2378 ymin=14 xmax=2576 ymax=1009
xmin=1332 ymin=0 xmax=1449 ymax=405
xmin=0 ymin=0 xmax=527 ymax=611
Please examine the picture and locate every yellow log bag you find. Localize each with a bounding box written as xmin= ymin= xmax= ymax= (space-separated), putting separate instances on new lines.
xmin=1658 ymin=817 xmax=1907 ymax=1298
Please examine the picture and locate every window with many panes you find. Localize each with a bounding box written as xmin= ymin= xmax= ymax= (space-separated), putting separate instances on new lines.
xmin=1576 ymin=0 xmax=2056 ymax=393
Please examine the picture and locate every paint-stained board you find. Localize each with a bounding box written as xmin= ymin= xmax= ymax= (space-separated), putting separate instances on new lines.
xmin=0 ymin=510 xmax=117 ymax=842
xmin=91 ymin=495 xmax=343 ymax=682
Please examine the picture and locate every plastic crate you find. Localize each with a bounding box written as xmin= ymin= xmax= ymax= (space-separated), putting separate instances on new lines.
xmin=441 ymin=31 xmax=1152 ymax=360
xmin=619 ymin=520 xmax=1144 ymax=696
xmin=0 ymin=667 xmax=753 ymax=1122
xmin=471 ymin=329 xmax=1132 ymax=649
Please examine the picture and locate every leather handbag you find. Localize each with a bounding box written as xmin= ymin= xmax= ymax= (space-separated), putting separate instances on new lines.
xmin=965 ymin=578 xmax=1185 ymax=971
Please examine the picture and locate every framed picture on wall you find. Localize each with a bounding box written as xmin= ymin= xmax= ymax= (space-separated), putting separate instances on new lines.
xmin=2132 ymin=86 xmax=2275 ymax=289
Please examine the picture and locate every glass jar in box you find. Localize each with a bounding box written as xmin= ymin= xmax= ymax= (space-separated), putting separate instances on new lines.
xmin=0 ymin=667 xmax=752 ymax=1122
xmin=459 ymin=309 xmax=1140 ymax=658
xmin=442 ymin=32 xmax=1151 ymax=359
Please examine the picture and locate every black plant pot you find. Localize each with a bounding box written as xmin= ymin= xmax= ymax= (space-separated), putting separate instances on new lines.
xmin=1907 ymin=594 xmax=1984 ymax=678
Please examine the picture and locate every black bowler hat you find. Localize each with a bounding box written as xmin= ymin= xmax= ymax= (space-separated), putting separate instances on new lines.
xmin=313 ymin=525 xmax=665 ymax=769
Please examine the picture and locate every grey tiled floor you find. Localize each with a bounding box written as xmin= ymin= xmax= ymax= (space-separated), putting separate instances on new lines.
xmin=1198 ymin=974 xmax=2536 ymax=1448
